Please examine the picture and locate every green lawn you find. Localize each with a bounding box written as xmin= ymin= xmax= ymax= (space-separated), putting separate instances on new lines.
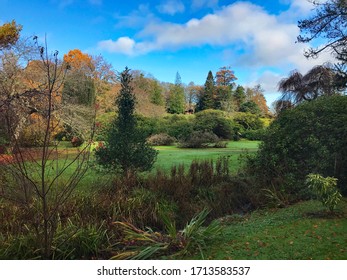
xmin=80 ymin=140 xmax=259 ymax=189
xmin=153 ymin=140 xmax=260 ymax=172
xmin=5 ymin=140 xmax=259 ymax=192
xmin=186 ymin=199 xmax=347 ymax=260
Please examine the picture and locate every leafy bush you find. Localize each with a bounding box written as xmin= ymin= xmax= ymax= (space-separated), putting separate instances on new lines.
xmin=242 ymin=129 xmax=266 ymax=140
xmin=306 ymin=174 xmax=342 ymax=212
xmin=135 ymin=115 xmax=162 ymax=138
xmin=233 ymin=112 xmax=264 ymax=131
xmin=147 ymin=133 xmax=176 ymax=146
xmin=245 ymin=96 xmax=347 ymax=199
xmin=239 ymin=100 xmax=261 ymax=115
xmin=194 ymin=109 xmax=234 ymax=139
xmin=179 ymin=131 xmax=223 ymax=148
xmin=19 ymin=122 xmax=46 ymax=147
xmin=164 ymin=115 xmax=194 ymax=140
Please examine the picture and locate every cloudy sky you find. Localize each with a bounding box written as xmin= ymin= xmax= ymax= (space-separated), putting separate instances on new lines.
xmin=0 ymin=0 xmax=334 ymax=105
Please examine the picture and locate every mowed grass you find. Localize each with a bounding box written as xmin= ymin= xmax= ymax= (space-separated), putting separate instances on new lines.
xmin=153 ymin=140 xmax=260 ymax=172
xmin=186 ymin=199 xmax=347 ymax=260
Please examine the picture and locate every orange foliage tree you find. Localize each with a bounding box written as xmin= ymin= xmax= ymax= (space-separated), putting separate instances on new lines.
xmin=215 ymin=66 xmax=237 ymax=87
xmin=63 ymin=49 xmax=94 ymax=72
xmin=246 ymin=85 xmax=269 ymax=116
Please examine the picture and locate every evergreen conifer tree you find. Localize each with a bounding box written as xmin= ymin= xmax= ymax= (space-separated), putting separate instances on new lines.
xmin=197 ymin=71 xmax=215 ymax=111
xmin=95 ymin=67 xmax=157 ymax=178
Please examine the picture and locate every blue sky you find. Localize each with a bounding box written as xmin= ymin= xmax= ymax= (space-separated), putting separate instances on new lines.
xmin=0 ymin=0 xmax=335 ymax=105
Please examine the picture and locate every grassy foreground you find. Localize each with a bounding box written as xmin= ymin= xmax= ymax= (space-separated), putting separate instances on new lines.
xmin=185 ymin=199 xmax=347 ymax=260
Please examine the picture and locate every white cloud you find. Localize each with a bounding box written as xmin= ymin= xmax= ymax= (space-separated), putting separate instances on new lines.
xmin=251 ymin=71 xmax=282 ymax=93
xmin=135 ymin=2 xmax=307 ymax=66
xmin=156 ymin=0 xmax=185 ymax=15
xmin=97 ymin=37 xmax=136 ymax=56
xmin=279 ymin=0 xmax=315 ymax=23
xmin=99 ymin=1 xmax=335 ymax=72
xmin=290 ymin=0 xmax=314 ymax=14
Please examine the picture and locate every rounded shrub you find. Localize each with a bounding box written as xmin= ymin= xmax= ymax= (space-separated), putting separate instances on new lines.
xmin=147 ymin=133 xmax=176 ymax=146
xmin=179 ymin=130 xmax=222 ymax=148
xmin=194 ymin=109 xmax=234 ymax=139
xmin=247 ymin=96 xmax=347 ymax=197
xmin=233 ymin=112 xmax=264 ymax=131
xmin=164 ymin=115 xmax=194 ymax=140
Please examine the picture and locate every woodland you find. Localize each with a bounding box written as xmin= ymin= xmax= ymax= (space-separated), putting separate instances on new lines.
xmin=0 ymin=0 xmax=346 ymax=260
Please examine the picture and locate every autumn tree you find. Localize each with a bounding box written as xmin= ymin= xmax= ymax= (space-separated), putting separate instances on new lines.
xmin=0 ymin=20 xmax=22 ymax=49
xmin=91 ymin=54 xmax=117 ymax=96
xmin=63 ymin=49 xmax=94 ymax=71
xmin=1 ymin=36 xmax=95 ymax=258
xmin=0 ymin=23 xmax=44 ymax=148
xmin=166 ymin=72 xmax=185 ymax=114
xmin=63 ymin=49 xmax=95 ymax=106
xmin=186 ymin=82 xmax=201 ymax=112
xmin=95 ymin=67 xmax=157 ymax=178
xmin=245 ymin=85 xmax=269 ymax=116
xmin=131 ymin=70 xmax=164 ymax=106
xmin=60 ymin=49 xmax=108 ymax=142
xmin=215 ymin=66 xmax=237 ymax=87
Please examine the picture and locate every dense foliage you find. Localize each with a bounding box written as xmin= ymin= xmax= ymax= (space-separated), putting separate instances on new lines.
xmin=246 ymin=96 xmax=347 ymax=199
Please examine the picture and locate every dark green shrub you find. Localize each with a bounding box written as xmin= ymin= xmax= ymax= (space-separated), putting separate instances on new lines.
xmin=147 ymin=133 xmax=176 ymax=146
xmin=164 ymin=115 xmax=194 ymax=140
xmin=194 ymin=109 xmax=234 ymax=139
xmin=239 ymin=100 xmax=261 ymax=115
xmin=246 ymin=96 xmax=347 ymax=198
xmin=242 ymin=128 xmax=266 ymax=140
xmin=135 ymin=116 xmax=162 ymax=137
xmin=179 ymin=131 xmax=221 ymax=148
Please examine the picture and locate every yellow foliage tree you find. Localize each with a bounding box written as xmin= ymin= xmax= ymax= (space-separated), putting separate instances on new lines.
xmin=63 ymin=49 xmax=94 ymax=72
xmin=0 ymin=20 xmax=22 ymax=49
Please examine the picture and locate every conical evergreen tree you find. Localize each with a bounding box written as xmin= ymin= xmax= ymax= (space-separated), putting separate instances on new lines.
xmin=197 ymin=71 xmax=215 ymax=111
xmin=95 ymin=67 xmax=157 ymax=178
